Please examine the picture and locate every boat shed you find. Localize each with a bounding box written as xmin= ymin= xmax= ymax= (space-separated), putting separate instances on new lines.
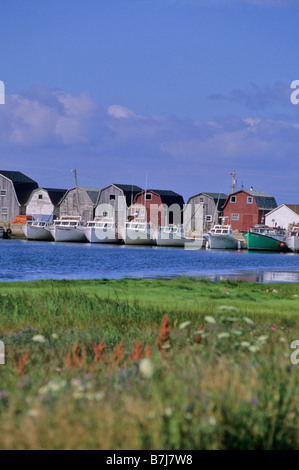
xmin=95 ymin=183 xmax=143 ymax=227
xmin=265 ymin=204 xmax=299 ymax=230
xmin=25 ymin=188 xmax=67 ymax=222
xmin=130 ymin=189 xmax=185 ymax=228
xmin=0 ymin=170 xmax=38 ymax=222
xmin=185 ymin=192 xmax=228 ymax=233
xmin=222 ymin=189 xmax=278 ymax=231
xmin=59 ymin=187 xmax=101 ymax=221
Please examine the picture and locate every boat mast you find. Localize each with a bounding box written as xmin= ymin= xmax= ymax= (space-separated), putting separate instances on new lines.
xmin=71 ymin=169 xmax=81 ymax=217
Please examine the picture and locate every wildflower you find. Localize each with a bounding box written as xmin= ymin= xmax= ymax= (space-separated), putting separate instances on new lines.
xmin=0 ymin=391 xmax=9 ymax=399
xmin=179 ymin=321 xmax=191 ymax=330
xmin=32 ymin=335 xmax=46 ymax=344
xmin=139 ymin=358 xmax=154 ymax=379
xmin=204 ymin=316 xmax=216 ymax=324
xmin=51 ymin=333 xmax=59 ymax=339
xmin=156 ymin=315 xmax=171 ymax=351
xmin=27 ymin=409 xmax=40 ymax=418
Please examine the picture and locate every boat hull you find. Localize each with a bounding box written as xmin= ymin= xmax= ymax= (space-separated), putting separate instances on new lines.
xmin=155 ymin=234 xmax=186 ymax=247
xmin=208 ymin=234 xmax=238 ymax=250
xmin=243 ymin=232 xmax=289 ymax=251
xmin=84 ymin=227 xmax=120 ymax=244
xmin=50 ymin=227 xmax=87 ymax=243
xmin=123 ymin=230 xmax=155 ymax=245
xmin=22 ymin=225 xmax=53 ymax=241
xmin=286 ymin=235 xmax=299 ymax=253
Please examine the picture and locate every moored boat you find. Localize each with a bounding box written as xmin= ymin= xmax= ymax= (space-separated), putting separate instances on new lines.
xmin=154 ymin=225 xmax=186 ymax=247
xmin=207 ymin=225 xmax=240 ymax=250
xmin=0 ymin=226 xmax=4 ymax=239
xmin=83 ymin=218 xmax=120 ymax=244
xmin=47 ymin=217 xmax=87 ymax=243
xmin=243 ymin=225 xmax=288 ymax=251
xmin=122 ymin=221 xmax=155 ymax=245
xmin=22 ymin=220 xmax=54 ymax=241
xmin=286 ymin=226 xmax=299 ymax=253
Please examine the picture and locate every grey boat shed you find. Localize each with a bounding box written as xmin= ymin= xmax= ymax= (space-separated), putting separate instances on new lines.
xmin=0 ymin=170 xmax=38 ymax=222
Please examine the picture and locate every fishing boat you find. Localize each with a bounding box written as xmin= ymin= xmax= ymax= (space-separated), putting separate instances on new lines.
xmin=0 ymin=226 xmax=4 ymax=239
xmin=243 ymin=225 xmax=288 ymax=251
xmin=286 ymin=226 xmax=299 ymax=253
xmin=47 ymin=216 xmax=87 ymax=243
xmin=154 ymin=225 xmax=186 ymax=247
xmin=82 ymin=218 xmax=120 ymax=244
xmin=207 ymin=224 xmax=240 ymax=250
xmin=22 ymin=220 xmax=53 ymax=241
xmin=122 ymin=221 xmax=155 ymax=245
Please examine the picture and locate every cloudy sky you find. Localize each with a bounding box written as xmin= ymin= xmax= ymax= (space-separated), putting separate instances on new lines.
xmin=0 ymin=0 xmax=299 ymax=203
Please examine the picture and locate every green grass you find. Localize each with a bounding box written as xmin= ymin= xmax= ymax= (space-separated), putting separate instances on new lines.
xmin=1 ymin=278 xmax=299 ymax=449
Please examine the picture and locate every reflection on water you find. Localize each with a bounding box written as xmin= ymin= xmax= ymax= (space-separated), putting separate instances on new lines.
xmin=198 ymin=271 xmax=299 ymax=283
xmin=2 ymin=239 xmax=299 ymax=283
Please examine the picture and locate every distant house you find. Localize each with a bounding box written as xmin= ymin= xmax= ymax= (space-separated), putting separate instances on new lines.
xmin=95 ymin=184 xmax=143 ymax=227
xmin=59 ymin=187 xmax=101 ymax=221
xmin=0 ymin=170 xmax=38 ymax=222
xmin=185 ymin=192 xmax=228 ymax=233
xmin=25 ymin=188 xmax=67 ymax=222
xmin=222 ymin=189 xmax=277 ymax=231
xmin=265 ymin=204 xmax=299 ymax=230
xmin=130 ymin=189 xmax=185 ymax=227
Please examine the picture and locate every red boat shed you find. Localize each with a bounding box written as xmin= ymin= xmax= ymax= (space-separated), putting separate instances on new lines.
xmin=222 ymin=190 xmax=277 ymax=231
xmin=131 ymin=189 xmax=184 ymax=227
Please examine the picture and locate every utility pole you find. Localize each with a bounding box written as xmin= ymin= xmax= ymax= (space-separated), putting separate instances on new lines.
xmin=230 ymin=169 xmax=237 ymax=193
xmin=71 ymin=169 xmax=80 ymax=217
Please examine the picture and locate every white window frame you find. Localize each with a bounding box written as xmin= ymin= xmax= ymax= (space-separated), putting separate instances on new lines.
xmin=231 ymin=213 xmax=239 ymax=221
xmin=1 ymin=208 xmax=8 ymax=216
xmin=205 ymin=215 xmax=212 ymax=222
xmin=145 ymin=193 xmax=152 ymax=201
xmin=247 ymin=196 xmax=253 ymax=204
xmin=0 ymin=190 xmax=6 ymax=197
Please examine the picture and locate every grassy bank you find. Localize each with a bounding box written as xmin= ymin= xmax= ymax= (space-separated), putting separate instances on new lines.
xmin=0 ymin=278 xmax=299 ymax=449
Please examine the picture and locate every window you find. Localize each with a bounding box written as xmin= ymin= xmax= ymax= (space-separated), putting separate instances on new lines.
xmin=247 ymin=196 xmax=253 ymax=204
xmin=1 ymin=208 xmax=8 ymax=216
xmin=109 ymin=195 xmax=115 ymax=201
xmin=38 ymin=194 xmax=43 ymax=200
xmin=145 ymin=193 xmax=152 ymax=200
xmin=199 ymin=197 xmax=204 ymax=203
xmin=103 ymin=211 xmax=108 ymax=217
xmin=205 ymin=215 xmax=212 ymax=222
xmin=0 ymin=190 xmax=6 ymax=197
xmin=230 ymin=196 xmax=236 ymax=203
xmin=231 ymin=213 xmax=239 ymax=221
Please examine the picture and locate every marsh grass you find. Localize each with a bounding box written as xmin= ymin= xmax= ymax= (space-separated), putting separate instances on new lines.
xmin=0 ymin=278 xmax=299 ymax=449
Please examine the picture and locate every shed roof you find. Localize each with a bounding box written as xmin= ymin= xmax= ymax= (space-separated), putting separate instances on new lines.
xmin=136 ymin=189 xmax=185 ymax=209
xmin=43 ymin=188 xmax=68 ymax=206
xmin=112 ymin=184 xmax=143 ymax=206
xmin=0 ymin=170 xmax=38 ymax=205
xmin=222 ymin=189 xmax=277 ymax=211
xmin=285 ymin=204 xmax=299 ymax=216
xmin=187 ymin=192 xmax=228 ymax=210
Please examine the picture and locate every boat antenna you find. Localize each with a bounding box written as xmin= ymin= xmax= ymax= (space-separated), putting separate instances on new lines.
xmin=71 ymin=169 xmax=81 ymax=217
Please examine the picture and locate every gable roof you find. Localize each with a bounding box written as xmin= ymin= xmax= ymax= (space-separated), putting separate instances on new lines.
xmin=187 ymin=192 xmax=228 ymax=210
xmin=285 ymin=204 xmax=299 ymax=216
xmin=222 ymin=189 xmax=277 ymax=211
xmin=43 ymin=188 xmax=68 ymax=206
xmin=0 ymin=170 xmax=38 ymax=205
xmin=135 ymin=189 xmax=185 ymax=209
xmin=112 ymin=184 xmax=143 ymax=206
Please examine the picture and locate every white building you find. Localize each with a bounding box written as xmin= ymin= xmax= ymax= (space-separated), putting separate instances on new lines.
xmin=26 ymin=188 xmax=67 ymax=222
xmin=265 ymin=204 xmax=299 ymax=230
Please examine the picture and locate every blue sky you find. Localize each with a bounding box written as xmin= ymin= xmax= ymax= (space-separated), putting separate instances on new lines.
xmin=0 ymin=0 xmax=299 ymax=203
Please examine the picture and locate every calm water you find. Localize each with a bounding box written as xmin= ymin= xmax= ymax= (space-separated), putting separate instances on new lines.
xmin=2 ymin=239 xmax=299 ymax=283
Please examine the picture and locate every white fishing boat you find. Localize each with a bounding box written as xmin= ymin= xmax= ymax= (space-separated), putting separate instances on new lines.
xmin=207 ymin=224 xmax=239 ymax=250
xmin=286 ymin=226 xmax=299 ymax=253
xmin=83 ymin=218 xmax=120 ymax=244
xmin=154 ymin=225 xmax=186 ymax=247
xmin=122 ymin=221 xmax=155 ymax=245
xmin=47 ymin=216 xmax=87 ymax=243
xmin=22 ymin=220 xmax=53 ymax=241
